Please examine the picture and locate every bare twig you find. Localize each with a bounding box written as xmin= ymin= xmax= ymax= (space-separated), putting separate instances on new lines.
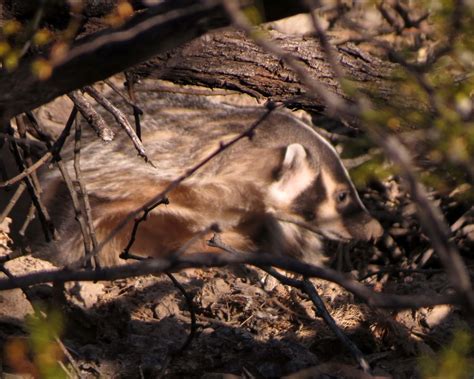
xmin=374 ymin=134 xmax=474 ymax=310
xmin=304 ymin=277 xmax=370 ymax=372
xmin=0 ymin=182 xmax=26 ymax=224
xmin=105 ymin=78 xmax=144 ymax=140
xmin=51 ymin=140 xmax=96 ymax=267
xmin=24 ymin=112 xmax=55 ymax=142
xmin=165 ymin=272 xmax=197 ymax=354
xmin=104 ymin=79 xmax=144 ymax=114
xmin=7 ymin=124 xmax=54 ymax=242
xmin=73 ymin=120 xmax=100 ymax=268
xmin=392 ymin=1 xmax=429 ymax=29
xmin=19 ymin=203 xmax=37 ymax=237
xmin=0 ymin=107 xmax=83 ymax=200
xmin=305 ymin=0 xmax=343 ymax=80
xmin=123 ymin=73 xmax=143 ymax=140
xmin=15 ymin=116 xmax=42 ymax=191
xmin=119 ymin=197 xmax=170 ymax=261
xmin=27 ymin=107 xmax=95 ymax=253
xmin=54 ymin=336 xmax=83 ymax=379
xmin=83 ymin=85 xmax=153 ymax=164
xmin=0 ymin=151 xmax=52 ymax=188
xmin=68 ymin=91 xmax=115 ymax=141
xmin=377 ymin=2 xmax=403 ymax=34
xmin=174 ymin=223 xmax=221 ymax=257
xmin=0 ymin=133 xmax=47 ymax=152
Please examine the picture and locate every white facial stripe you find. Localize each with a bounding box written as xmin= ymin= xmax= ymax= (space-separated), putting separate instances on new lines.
xmin=268 ymin=163 xmax=314 ymax=207
xmin=317 ymin=169 xmax=339 ymax=221
xmin=315 ymin=169 xmax=351 ymax=239
xmin=291 ymin=116 xmax=368 ymax=211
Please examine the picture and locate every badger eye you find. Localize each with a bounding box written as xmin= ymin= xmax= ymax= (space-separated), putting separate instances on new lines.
xmin=336 ymin=191 xmax=349 ymax=204
xmin=303 ymin=211 xmax=316 ymax=221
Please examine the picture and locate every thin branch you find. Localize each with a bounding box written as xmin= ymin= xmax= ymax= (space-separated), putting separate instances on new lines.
xmin=0 ymin=251 xmax=462 ymax=309
xmin=54 ymin=336 xmax=84 ymax=379
xmin=374 ymin=133 xmax=474 ymax=310
xmin=119 ymin=197 xmax=170 ymax=261
xmin=0 ymin=182 xmax=26 ymax=224
xmin=305 ymin=0 xmax=343 ymax=80
xmin=68 ymin=91 xmax=115 ymax=141
xmin=0 ymin=134 xmax=47 ymax=153
xmin=165 ymin=272 xmax=197 ymax=354
xmin=104 ymin=79 xmax=144 ymax=115
xmin=0 ymin=151 xmax=52 ymax=188
xmin=73 ymin=120 xmax=100 ymax=268
xmin=15 ymin=116 xmax=42 ymax=191
xmin=123 ymin=72 xmax=142 ymax=140
xmin=174 ymin=223 xmax=221 ymax=257
xmin=6 ymin=124 xmax=54 ymax=242
xmin=83 ymin=85 xmax=152 ymax=164
xmin=19 ymin=203 xmax=37 ymax=237
xmin=302 ymin=278 xmax=370 ymax=373
xmin=52 ymin=137 xmax=96 ymax=268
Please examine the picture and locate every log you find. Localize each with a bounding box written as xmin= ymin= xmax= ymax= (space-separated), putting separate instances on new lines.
xmin=131 ymin=29 xmax=416 ymax=119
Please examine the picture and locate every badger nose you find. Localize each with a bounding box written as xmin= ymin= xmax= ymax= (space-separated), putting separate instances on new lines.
xmin=366 ymin=218 xmax=384 ymax=241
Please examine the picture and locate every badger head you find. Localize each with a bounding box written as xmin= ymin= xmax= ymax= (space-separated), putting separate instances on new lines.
xmin=265 ymin=137 xmax=383 ymax=260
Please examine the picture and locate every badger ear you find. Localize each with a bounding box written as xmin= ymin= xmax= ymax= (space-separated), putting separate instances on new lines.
xmin=281 ymin=143 xmax=307 ymax=171
xmin=270 ymin=144 xmax=313 ymax=204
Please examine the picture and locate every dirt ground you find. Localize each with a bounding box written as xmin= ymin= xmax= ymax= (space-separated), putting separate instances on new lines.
xmin=1 ymin=173 xmax=473 ymax=378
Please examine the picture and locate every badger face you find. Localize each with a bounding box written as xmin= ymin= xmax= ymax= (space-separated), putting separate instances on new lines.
xmin=291 ymin=167 xmax=383 ymax=242
xmin=265 ymin=140 xmax=383 ymax=250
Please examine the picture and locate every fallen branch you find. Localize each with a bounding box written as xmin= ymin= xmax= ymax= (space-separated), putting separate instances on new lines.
xmin=0 ymin=251 xmax=462 ymax=310
xmin=0 ymin=1 xmax=227 ymax=122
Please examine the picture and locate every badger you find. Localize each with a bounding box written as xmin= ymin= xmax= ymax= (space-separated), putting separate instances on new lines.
xmin=30 ymin=90 xmax=383 ymax=267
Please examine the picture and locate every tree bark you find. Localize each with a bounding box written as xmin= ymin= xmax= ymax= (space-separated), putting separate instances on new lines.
xmin=131 ymin=29 xmax=418 ymax=120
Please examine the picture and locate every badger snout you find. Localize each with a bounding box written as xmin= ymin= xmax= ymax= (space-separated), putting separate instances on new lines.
xmin=341 ymin=210 xmax=384 ymax=242
xmin=364 ymin=217 xmax=384 ymax=241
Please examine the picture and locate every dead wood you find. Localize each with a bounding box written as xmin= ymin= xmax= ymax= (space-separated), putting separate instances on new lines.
xmin=0 ymin=1 xmax=314 ymax=123
xmin=0 ymin=2 xmax=423 ymax=128
xmin=130 ymin=29 xmax=417 ymax=121
xmin=0 ymin=2 xmax=228 ymax=122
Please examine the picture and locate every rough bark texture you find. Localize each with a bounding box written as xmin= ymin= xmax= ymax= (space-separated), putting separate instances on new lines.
xmin=131 ymin=29 xmax=412 ymax=117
